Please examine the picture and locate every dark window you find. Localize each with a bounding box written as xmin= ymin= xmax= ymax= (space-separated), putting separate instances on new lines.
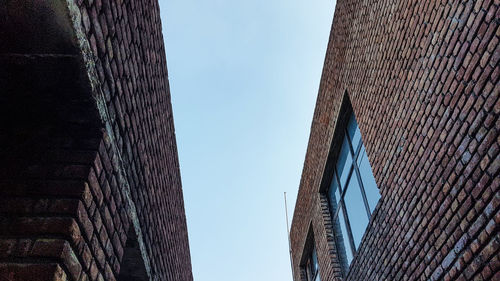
xmin=305 ymin=245 xmax=320 ymax=281
xmin=327 ymin=113 xmax=380 ymax=273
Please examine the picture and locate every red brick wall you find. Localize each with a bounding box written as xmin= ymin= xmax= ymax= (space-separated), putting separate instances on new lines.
xmin=74 ymin=0 xmax=193 ymax=279
xmin=0 ymin=0 xmax=192 ymax=280
xmin=290 ymin=0 xmax=499 ymax=280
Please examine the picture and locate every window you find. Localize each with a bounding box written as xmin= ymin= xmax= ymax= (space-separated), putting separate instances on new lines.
xmin=327 ymin=113 xmax=380 ymax=274
xmin=305 ymin=245 xmax=321 ymax=281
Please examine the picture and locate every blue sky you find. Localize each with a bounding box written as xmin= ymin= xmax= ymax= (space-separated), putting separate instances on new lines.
xmin=158 ymin=0 xmax=336 ymax=280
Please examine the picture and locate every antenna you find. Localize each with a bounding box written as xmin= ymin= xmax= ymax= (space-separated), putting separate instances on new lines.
xmin=284 ymin=192 xmax=295 ymax=279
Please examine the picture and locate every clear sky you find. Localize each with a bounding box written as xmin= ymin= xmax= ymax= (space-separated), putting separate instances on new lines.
xmin=158 ymin=0 xmax=336 ymax=280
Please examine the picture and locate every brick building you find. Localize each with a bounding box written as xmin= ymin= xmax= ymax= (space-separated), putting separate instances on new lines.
xmin=290 ymin=1 xmax=499 ymax=281
xmin=0 ymin=0 xmax=192 ymax=280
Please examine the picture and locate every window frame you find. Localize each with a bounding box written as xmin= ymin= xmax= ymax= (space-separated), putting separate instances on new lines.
xmin=305 ymin=245 xmax=320 ymax=281
xmin=300 ymin=228 xmax=321 ymax=281
xmin=318 ymin=93 xmax=381 ymax=276
xmin=330 ymin=118 xmax=374 ymax=257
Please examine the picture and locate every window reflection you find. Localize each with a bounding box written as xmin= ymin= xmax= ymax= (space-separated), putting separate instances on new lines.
xmin=347 ymin=115 xmax=361 ymax=150
xmin=328 ymin=173 xmax=340 ymax=205
xmin=357 ymin=145 xmax=380 ymax=213
xmin=337 ymin=136 xmax=353 ymax=187
xmin=344 ymin=174 xmax=369 ymax=247
xmin=338 ymin=207 xmax=353 ymax=264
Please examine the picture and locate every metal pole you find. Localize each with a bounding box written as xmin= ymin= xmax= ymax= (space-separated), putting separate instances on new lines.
xmin=284 ymin=192 xmax=295 ymax=280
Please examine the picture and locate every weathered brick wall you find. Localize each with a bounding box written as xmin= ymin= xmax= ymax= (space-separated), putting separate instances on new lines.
xmin=0 ymin=0 xmax=192 ymax=280
xmin=291 ymin=0 xmax=499 ymax=280
xmin=74 ymin=0 xmax=193 ymax=279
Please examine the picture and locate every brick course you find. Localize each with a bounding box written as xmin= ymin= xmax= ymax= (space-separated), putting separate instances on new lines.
xmin=290 ymin=0 xmax=499 ymax=280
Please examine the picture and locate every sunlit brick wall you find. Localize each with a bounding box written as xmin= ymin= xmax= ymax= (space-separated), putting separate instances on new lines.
xmin=291 ymin=0 xmax=499 ymax=280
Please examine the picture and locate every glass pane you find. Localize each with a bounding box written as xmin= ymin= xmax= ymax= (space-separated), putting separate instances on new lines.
xmin=328 ymin=173 xmax=340 ymax=207
xmin=306 ymin=260 xmax=312 ymax=281
xmin=337 ymin=207 xmax=353 ymax=264
xmin=312 ymin=247 xmax=318 ymax=271
xmin=344 ymin=174 xmax=370 ymax=248
xmin=347 ymin=114 xmax=361 ymax=151
xmin=357 ymin=145 xmax=381 ymax=213
xmin=336 ymin=135 xmax=353 ymax=188
xmin=315 ymin=272 xmax=321 ymax=281
xmin=335 ymin=188 xmax=341 ymax=207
